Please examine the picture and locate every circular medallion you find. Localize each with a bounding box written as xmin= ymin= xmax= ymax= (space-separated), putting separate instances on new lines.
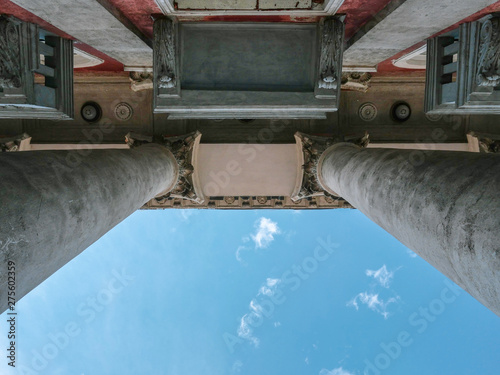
xmin=359 ymin=103 xmax=377 ymax=121
xmin=115 ymin=102 xmax=133 ymax=121
xmin=225 ymin=196 xmax=235 ymax=204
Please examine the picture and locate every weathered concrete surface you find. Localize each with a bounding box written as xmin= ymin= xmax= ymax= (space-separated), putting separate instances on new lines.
xmin=343 ymin=0 xmax=497 ymax=68
xmin=9 ymin=0 xmax=153 ymax=67
xmin=0 ymin=144 xmax=178 ymax=313
xmin=319 ymin=144 xmax=500 ymax=316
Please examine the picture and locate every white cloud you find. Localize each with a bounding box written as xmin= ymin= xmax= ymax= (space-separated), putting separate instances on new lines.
xmin=250 ymin=299 xmax=263 ymax=314
xmin=274 ymin=321 xmax=281 ymax=327
xmin=347 ymin=292 xmax=399 ymax=319
xmin=305 ymin=357 xmax=310 ymax=365
xmin=236 ymin=245 xmax=249 ymax=262
xmin=251 ymin=217 xmax=280 ymax=248
xmin=258 ymin=278 xmax=281 ymax=297
xmin=366 ymin=265 xmax=394 ymax=288
xmin=319 ymin=367 xmax=355 ymax=375
xmin=237 ymin=314 xmax=259 ymax=347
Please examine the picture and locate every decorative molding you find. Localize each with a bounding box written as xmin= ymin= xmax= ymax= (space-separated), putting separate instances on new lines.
xmin=155 ymin=0 xmax=175 ymax=14
xmin=341 ymin=72 xmax=372 ymax=92
xmin=342 ymin=66 xmax=378 ymax=73
xmin=143 ymin=195 xmax=354 ymax=210
xmin=0 ymin=16 xmax=22 ymax=90
xmin=73 ymin=47 xmax=104 ymax=69
xmin=292 ymin=131 xmax=369 ymax=201
xmin=315 ymin=17 xmax=344 ymax=99
xmin=476 ymin=17 xmax=500 ymax=88
xmin=392 ymin=44 xmax=427 ymax=70
xmin=324 ymin=0 xmax=345 ymax=15
xmin=154 ymin=0 xmax=345 ymax=16
xmin=125 ymin=131 xmax=204 ymax=204
xmin=154 ymin=18 xmax=178 ymax=94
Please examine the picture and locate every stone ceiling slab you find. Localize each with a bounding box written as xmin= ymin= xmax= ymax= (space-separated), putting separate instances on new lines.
xmin=343 ymin=0 xmax=497 ymax=68
xmin=9 ymin=0 xmax=153 ymax=67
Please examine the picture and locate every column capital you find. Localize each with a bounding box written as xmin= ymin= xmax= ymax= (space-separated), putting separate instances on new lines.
xmin=291 ymin=132 xmax=369 ymax=201
xmin=125 ymin=131 xmax=204 ymax=204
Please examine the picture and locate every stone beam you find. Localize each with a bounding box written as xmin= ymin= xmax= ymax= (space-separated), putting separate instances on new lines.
xmin=0 ymin=142 xmax=178 ymax=313
xmin=317 ymin=142 xmax=500 ymax=316
xmin=343 ymin=0 xmax=497 ymax=69
xmin=9 ymin=0 xmax=152 ymax=67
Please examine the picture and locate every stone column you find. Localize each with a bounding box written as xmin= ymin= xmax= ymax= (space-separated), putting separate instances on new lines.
xmin=0 ymin=143 xmax=178 ymax=313
xmin=318 ymin=143 xmax=500 ymax=316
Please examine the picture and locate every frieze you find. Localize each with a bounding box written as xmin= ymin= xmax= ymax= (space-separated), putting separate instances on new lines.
xmin=142 ymin=195 xmax=354 ymax=210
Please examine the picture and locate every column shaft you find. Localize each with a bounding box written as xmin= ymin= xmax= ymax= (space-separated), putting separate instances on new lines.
xmin=319 ymin=143 xmax=500 ymax=315
xmin=0 ymin=144 xmax=178 ymax=312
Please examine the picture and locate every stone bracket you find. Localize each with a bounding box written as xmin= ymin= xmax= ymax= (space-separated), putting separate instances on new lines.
xmin=315 ymin=17 xmax=345 ymax=99
xmin=476 ymin=15 xmax=500 ymax=89
xmin=153 ymin=17 xmax=180 ymax=98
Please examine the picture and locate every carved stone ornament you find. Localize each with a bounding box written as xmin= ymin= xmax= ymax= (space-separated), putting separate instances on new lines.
xmin=154 ymin=18 xmax=177 ymax=90
xmin=318 ymin=18 xmax=343 ymax=90
xmin=114 ymin=102 xmax=133 ymax=121
xmin=341 ymin=72 xmax=372 ymax=93
xmin=469 ymin=131 xmax=500 ymax=153
xmin=291 ymin=132 xmax=369 ymax=202
xmin=0 ymin=133 xmax=30 ymax=152
xmin=476 ymin=17 xmax=500 ymax=88
xmin=225 ymin=196 xmax=235 ymax=204
xmin=125 ymin=131 xmax=204 ymax=204
xmin=358 ymin=102 xmax=377 ymax=121
xmin=129 ymin=71 xmax=153 ymax=92
xmin=0 ymin=16 xmax=22 ymax=90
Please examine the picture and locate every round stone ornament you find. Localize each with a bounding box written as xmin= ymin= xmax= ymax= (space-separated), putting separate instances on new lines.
xmin=359 ymin=103 xmax=378 ymax=121
xmin=114 ymin=102 xmax=133 ymax=121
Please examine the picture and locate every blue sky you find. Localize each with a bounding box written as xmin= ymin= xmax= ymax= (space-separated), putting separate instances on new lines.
xmin=2 ymin=208 xmax=500 ymax=375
